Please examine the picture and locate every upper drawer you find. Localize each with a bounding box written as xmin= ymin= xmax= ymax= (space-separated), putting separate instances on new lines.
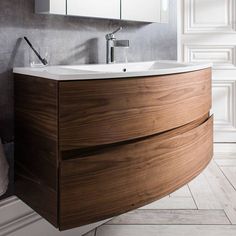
xmin=59 ymin=69 xmax=212 ymax=151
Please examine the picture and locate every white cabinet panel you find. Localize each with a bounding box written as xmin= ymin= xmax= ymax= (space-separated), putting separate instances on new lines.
xmin=184 ymin=0 xmax=235 ymax=33
xmin=35 ymin=0 xmax=66 ymax=15
xmin=121 ymin=0 xmax=161 ymax=22
xmin=67 ymin=0 xmax=120 ymax=19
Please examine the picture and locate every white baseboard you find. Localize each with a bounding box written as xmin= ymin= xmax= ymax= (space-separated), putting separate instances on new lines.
xmin=0 ymin=196 xmax=110 ymax=236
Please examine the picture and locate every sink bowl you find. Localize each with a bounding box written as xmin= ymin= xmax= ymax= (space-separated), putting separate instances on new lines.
xmin=64 ymin=61 xmax=187 ymax=73
xmin=13 ymin=60 xmax=212 ymax=81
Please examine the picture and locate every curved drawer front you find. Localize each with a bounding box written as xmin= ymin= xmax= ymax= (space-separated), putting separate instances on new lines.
xmin=59 ymin=116 xmax=213 ymax=230
xmin=59 ymin=68 xmax=211 ymax=150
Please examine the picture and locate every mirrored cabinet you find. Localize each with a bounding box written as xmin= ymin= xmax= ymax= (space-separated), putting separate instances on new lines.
xmin=35 ymin=0 xmax=169 ymax=23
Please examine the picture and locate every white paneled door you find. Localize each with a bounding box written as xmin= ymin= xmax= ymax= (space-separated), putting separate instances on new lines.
xmin=180 ymin=0 xmax=236 ymax=142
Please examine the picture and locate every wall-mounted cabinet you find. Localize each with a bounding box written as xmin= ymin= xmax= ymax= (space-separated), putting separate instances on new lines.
xmin=14 ymin=68 xmax=212 ymax=230
xmin=35 ymin=0 xmax=169 ymax=23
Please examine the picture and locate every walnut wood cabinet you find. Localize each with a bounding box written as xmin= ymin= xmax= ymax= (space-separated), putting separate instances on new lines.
xmin=14 ymin=68 xmax=213 ymax=230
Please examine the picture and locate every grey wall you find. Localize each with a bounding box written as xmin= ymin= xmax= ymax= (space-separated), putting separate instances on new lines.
xmin=0 ymin=0 xmax=177 ymax=198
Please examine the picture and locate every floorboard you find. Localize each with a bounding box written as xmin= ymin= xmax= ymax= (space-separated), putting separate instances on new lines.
xmin=203 ymin=162 xmax=236 ymax=224
xmin=96 ymin=225 xmax=236 ymax=236
xmin=170 ymin=185 xmax=192 ymax=198
xmin=140 ymin=196 xmax=197 ymax=210
xmin=188 ymin=172 xmax=222 ymax=209
xmin=84 ymin=230 xmax=95 ymax=236
xmin=220 ymin=167 xmax=236 ymax=190
xmin=215 ymin=159 xmax=236 ymax=167
xmin=107 ymin=209 xmax=230 ymax=225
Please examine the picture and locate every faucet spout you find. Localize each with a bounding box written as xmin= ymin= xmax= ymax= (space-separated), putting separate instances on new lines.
xmin=113 ymin=40 xmax=129 ymax=48
xmin=106 ymin=27 xmax=129 ymax=64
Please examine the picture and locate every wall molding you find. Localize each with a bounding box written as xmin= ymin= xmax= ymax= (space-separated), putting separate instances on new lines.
xmin=184 ymin=45 xmax=236 ymax=69
xmin=212 ymin=80 xmax=236 ymax=132
xmin=184 ymin=0 xmax=236 ymax=33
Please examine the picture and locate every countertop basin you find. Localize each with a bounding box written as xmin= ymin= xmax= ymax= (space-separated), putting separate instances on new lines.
xmin=13 ymin=60 xmax=212 ymax=81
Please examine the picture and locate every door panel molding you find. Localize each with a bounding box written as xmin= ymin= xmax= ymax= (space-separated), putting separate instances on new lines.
xmin=212 ymin=80 xmax=236 ymax=132
xmin=184 ymin=45 xmax=236 ymax=69
xmin=184 ymin=0 xmax=236 ymax=33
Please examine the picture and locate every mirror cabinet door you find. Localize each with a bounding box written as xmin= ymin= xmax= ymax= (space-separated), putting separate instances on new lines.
xmin=121 ymin=0 xmax=162 ymax=22
xmin=67 ymin=0 xmax=120 ymax=19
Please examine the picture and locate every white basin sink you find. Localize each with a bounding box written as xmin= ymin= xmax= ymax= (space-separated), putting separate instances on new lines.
xmin=13 ymin=61 xmax=212 ymax=81
xmin=64 ymin=61 xmax=187 ymax=73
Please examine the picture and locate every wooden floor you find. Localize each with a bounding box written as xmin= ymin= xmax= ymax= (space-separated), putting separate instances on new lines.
xmin=85 ymin=153 xmax=236 ymax=236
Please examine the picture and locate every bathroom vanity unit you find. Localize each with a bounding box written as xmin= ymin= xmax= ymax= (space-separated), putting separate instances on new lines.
xmin=14 ymin=61 xmax=213 ymax=230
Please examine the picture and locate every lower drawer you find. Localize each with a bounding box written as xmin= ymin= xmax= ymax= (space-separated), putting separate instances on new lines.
xmin=59 ymin=116 xmax=213 ymax=230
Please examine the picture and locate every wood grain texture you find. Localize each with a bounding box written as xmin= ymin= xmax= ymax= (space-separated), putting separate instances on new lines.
xmin=59 ymin=68 xmax=212 ymax=150
xmin=15 ymin=75 xmax=59 ymax=142
xmin=14 ymin=74 xmax=59 ymax=227
xmin=15 ymin=163 xmax=58 ymax=225
xmin=59 ymin=116 xmax=213 ymax=230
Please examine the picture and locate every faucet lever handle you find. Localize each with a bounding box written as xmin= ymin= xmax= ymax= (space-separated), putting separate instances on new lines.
xmin=106 ymin=27 xmax=123 ymax=40
xmin=111 ymin=26 xmax=123 ymax=35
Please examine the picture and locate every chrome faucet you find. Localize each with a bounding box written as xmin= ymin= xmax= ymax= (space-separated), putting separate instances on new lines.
xmin=106 ymin=27 xmax=129 ymax=64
